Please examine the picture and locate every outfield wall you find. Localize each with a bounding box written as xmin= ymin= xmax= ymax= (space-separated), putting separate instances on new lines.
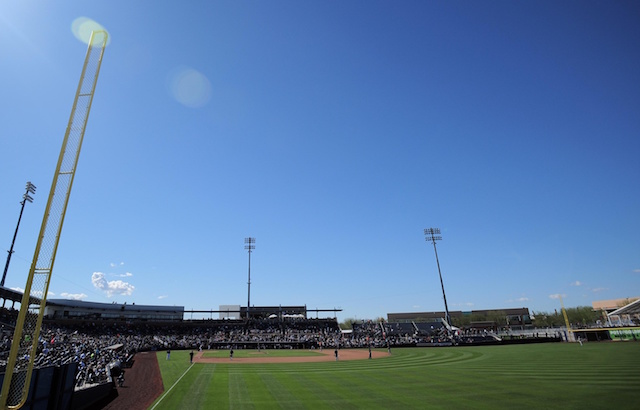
xmin=609 ymin=327 xmax=640 ymax=341
xmin=0 ymin=363 xmax=77 ymax=410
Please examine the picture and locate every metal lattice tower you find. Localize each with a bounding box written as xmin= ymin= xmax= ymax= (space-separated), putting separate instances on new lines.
xmin=0 ymin=31 xmax=107 ymax=409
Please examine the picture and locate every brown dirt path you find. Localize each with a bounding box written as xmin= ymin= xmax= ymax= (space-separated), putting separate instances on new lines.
xmin=194 ymin=348 xmax=388 ymax=363
xmin=101 ymin=351 xmax=164 ymax=410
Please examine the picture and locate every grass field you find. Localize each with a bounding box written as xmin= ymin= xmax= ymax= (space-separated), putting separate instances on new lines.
xmin=150 ymin=343 xmax=640 ymax=409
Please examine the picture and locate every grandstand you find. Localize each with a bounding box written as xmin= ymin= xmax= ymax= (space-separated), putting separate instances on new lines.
xmin=0 ymin=286 xmax=637 ymax=408
xmin=593 ymin=297 xmax=640 ymax=326
xmin=608 ymin=298 xmax=640 ymax=325
xmin=388 ymin=307 xmax=532 ymax=330
xmin=572 ymin=298 xmax=640 ymax=342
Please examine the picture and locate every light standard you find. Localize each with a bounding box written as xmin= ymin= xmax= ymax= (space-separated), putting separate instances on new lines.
xmin=2 ymin=182 xmax=36 ymax=287
xmin=424 ymin=227 xmax=451 ymax=327
xmin=244 ymin=237 xmax=255 ymax=320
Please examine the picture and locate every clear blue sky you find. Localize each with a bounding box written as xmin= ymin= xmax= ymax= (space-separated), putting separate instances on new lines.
xmin=1 ymin=1 xmax=638 ymax=321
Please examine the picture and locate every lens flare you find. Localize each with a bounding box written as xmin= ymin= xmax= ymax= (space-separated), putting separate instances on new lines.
xmin=71 ymin=17 xmax=110 ymax=46
xmin=168 ymin=67 xmax=212 ymax=108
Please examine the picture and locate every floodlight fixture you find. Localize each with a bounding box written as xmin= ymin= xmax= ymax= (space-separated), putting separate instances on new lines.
xmin=424 ymin=227 xmax=451 ymax=327
xmin=25 ymin=181 xmax=36 ymax=195
xmin=2 ymin=182 xmax=37 ymax=287
xmin=424 ymin=227 xmax=442 ymax=241
xmin=245 ymin=237 xmax=255 ymax=319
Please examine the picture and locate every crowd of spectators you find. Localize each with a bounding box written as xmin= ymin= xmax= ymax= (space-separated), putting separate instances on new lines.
xmin=348 ymin=320 xmax=457 ymax=347
xmin=0 ymin=316 xmax=345 ymax=389
xmin=0 ymin=307 xmax=560 ymax=390
xmin=0 ymin=314 xmax=453 ymax=389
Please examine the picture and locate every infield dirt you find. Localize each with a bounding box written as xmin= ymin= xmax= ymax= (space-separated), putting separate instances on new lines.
xmin=194 ymin=348 xmax=389 ymax=363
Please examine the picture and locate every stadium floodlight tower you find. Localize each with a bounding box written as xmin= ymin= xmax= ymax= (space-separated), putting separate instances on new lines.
xmin=245 ymin=237 xmax=255 ymax=320
xmin=424 ymin=228 xmax=451 ymax=327
xmin=1 ymin=181 xmax=37 ymax=288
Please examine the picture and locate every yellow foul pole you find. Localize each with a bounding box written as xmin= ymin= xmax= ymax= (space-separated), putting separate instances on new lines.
xmin=0 ymin=31 xmax=107 ymax=409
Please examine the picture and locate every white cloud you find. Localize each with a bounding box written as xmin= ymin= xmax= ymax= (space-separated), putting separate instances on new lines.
xmin=110 ymin=262 xmax=124 ymax=268
xmin=570 ymin=281 xmax=582 ymax=287
xmin=119 ymin=272 xmax=133 ymax=278
xmin=516 ymin=297 xmax=529 ymax=302
xmin=549 ymin=293 xmax=566 ymax=300
xmin=592 ymin=287 xmax=607 ymax=293
xmin=91 ymin=272 xmax=135 ymax=297
xmin=61 ymin=292 xmax=87 ymax=300
xmin=633 ymin=269 xmax=640 ymax=273
xmin=158 ymin=295 xmax=168 ymax=300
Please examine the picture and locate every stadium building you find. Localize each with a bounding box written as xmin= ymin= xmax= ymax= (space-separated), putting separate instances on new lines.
xmin=388 ymin=307 xmax=533 ymax=330
xmin=44 ymin=299 xmax=184 ymax=321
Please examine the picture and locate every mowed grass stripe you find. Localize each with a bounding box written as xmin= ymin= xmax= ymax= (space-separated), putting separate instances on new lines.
xmin=297 ymin=368 xmax=413 ymax=409
xmin=258 ymin=372 xmax=315 ymax=409
xmin=164 ymin=365 xmax=216 ymax=409
xmin=154 ymin=344 xmax=640 ymax=409
xmin=221 ymin=348 xmax=484 ymax=375
xmin=293 ymin=372 xmax=360 ymax=409
xmin=348 ymin=369 xmax=438 ymax=408
xmin=229 ymin=372 xmax=259 ymax=409
xmin=207 ymin=365 xmax=231 ymax=409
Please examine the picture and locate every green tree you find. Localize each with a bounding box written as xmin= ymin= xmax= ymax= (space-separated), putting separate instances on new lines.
xmin=565 ymin=306 xmax=600 ymax=327
xmin=531 ymin=310 xmax=564 ymax=328
xmin=339 ymin=318 xmax=357 ymax=330
xmin=532 ymin=306 xmax=600 ymax=328
xmin=453 ymin=314 xmax=471 ymax=328
xmin=486 ymin=310 xmax=507 ymax=327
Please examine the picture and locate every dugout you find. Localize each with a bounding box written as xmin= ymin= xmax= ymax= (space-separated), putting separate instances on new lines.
xmin=572 ymin=329 xmax=611 ymax=342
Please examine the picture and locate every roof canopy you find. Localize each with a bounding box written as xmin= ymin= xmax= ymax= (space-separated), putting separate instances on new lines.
xmin=609 ymin=298 xmax=640 ymax=317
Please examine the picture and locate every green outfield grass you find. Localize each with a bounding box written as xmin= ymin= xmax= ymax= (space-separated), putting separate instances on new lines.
xmin=150 ymin=343 xmax=640 ymax=409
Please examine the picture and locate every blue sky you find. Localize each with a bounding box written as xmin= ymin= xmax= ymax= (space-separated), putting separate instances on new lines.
xmin=1 ymin=1 xmax=638 ymax=321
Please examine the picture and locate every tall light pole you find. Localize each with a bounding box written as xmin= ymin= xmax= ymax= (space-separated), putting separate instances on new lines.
xmin=2 ymin=182 xmax=36 ymax=287
xmin=424 ymin=227 xmax=451 ymax=327
xmin=244 ymin=237 xmax=255 ymax=320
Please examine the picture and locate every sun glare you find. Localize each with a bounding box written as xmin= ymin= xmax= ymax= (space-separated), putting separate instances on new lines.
xmin=71 ymin=17 xmax=110 ymax=46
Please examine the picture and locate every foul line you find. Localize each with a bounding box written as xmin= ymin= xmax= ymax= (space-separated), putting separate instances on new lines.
xmin=150 ymin=363 xmax=194 ymax=410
